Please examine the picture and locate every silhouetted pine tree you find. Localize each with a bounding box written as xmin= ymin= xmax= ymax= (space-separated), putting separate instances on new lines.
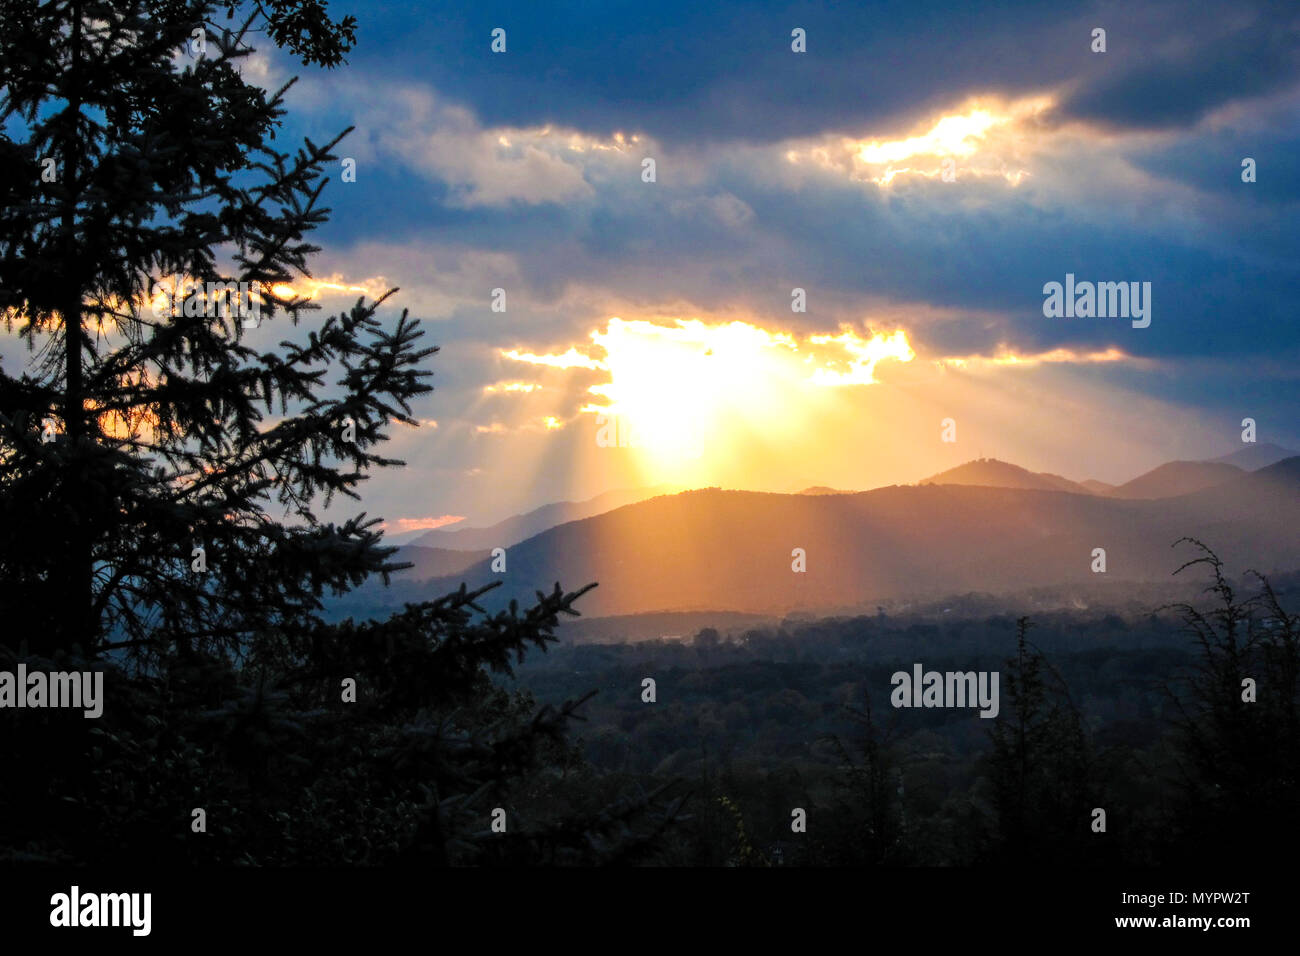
xmin=1161 ymin=539 xmax=1300 ymax=863
xmin=0 ymin=0 xmax=399 ymax=660
xmin=824 ymin=694 xmax=906 ymax=865
xmin=0 ymin=0 xmax=674 ymax=864
xmin=985 ymin=617 xmax=1096 ymax=864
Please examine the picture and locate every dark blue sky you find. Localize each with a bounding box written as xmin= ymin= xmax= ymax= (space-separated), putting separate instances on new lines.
xmin=15 ymin=0 xmax=1292 ymax=527
xmin=228 ymin=0 xmax=1299 ymax=525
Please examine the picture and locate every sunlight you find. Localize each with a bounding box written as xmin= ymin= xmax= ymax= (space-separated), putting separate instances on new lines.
xmin=784 ymin=94 xmax=1055 ymax=187
xmin=855 ymin=110 xmax=999 ymax=163
xmin=585 ymin=318 xmax=801 ymax=466
xmin=503 ymin=318 xmax=916 ymax=483
xmin=807 ymin=329 xmax=916 ymax=385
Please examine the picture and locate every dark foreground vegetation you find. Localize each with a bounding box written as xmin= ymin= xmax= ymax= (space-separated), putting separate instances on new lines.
xmin=502 ymin=548 xmax=1300 ymax=866
xmin=3 ymin=543 xmax=1296 ymax=867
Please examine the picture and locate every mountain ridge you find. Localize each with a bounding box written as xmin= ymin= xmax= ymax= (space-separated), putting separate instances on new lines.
xmin=338 ymin=457 xmax=1300 ymax=621
xmin=406 ymin=484 xmax=678 ymax=551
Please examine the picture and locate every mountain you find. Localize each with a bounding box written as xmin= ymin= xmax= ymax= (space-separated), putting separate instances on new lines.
xmin=1107 ymin=460 xmax=1243 ymax=499
xmin=1208 ymin=442 xmax=1296 ymax=471
xmin=920 ymin=458 xmax=1092 ymax=495
xmin=394 ymin=545 xmax=488 ymax=579
xmin=1079 ymin=479 xmax=1116 ymax=495
xmin=381 ymin=526 xmax=460 ymax=547
xmin=799 ymin=485 xmax=854 ymax=495
xmin=1034 ymin=471 xmax=1093 ymax=494
xmin=407 ymin=485 xmax=677 ymax=551
xmin=375 ymin=458 xmax=1300 ymax=620
xmin=322 ymin=545 xmax=490 ymax=622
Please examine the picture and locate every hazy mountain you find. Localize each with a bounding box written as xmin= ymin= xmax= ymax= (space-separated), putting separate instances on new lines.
xmin=322 ymin=545 xmax=490 ymax=622
xmin=394 ymin=545 xmax=488 ymax=579
xmin=1208 ymin=442 xmax=1296 ymax=471
xmin=381 ymin=526 xmax=458 ymax=547
xmin=1079 ymin=479 xmax=1116 ymax=495
xmin=920 ymin=458 xmax=1092 ymax=495
xmin=799 ymin=485 xmax=854 ymax=495
xmin=375 ymin=458 xmax=1300 ymax=620
xmin=1034 ymin=471 xmax=1093 ymax=493
xmin=1107 ymin=460 xmax=1243 ymax=499
xmin=407 ymin=485 xmax=677 ymax=551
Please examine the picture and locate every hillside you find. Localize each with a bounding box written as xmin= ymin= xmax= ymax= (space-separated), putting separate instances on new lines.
xmin=394 ymin=545 xmax=488 ymax=579
xmin=408 ymin=485 xmax=676 ymax=550
xmin=919 ymin=458 xmax=1092 ymax=495
xmin=1079 ymin=479 xmax=1116 ymax=494
xmin=1107 ymin=460 xmax=1243 ymax=499
xmin=347 ymin=458 xmax=1300 ymax=620
xmin=1209 ymin=442 xmax=1296 ymax=471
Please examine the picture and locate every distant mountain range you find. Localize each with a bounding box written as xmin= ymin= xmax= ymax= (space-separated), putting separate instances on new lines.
xmin=918 ymin=443 xmax=1295 ymax=500
xmin=400 ymin=485 xmax=678 ymax=551
xmin=1105 ymin=461 xmax=1244 ymax=499
xmin=920 ymin=459 xmax=1093 ymax=495
xmin=394 ymin=545 xmax=488 ymax=579
xmin=334 ymin=455 xmax=1300 ymax=622
xmin=1209 ymin=442 xmax=1296 ymax=471
xmin=1079 ymin=479 xmax=1115 ymax=495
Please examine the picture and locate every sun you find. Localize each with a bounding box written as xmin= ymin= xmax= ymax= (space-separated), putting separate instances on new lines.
xmin=584 ymin=318 xmax=915 ymax=480
xmin=502 ymin=317 xmax=916 ymax=485
xmin=583 ymin=319 xmax=798 ymax=467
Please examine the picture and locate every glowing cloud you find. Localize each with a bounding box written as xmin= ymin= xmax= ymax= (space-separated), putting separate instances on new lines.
xmin=938 ymin=346 xmax=1139 ymax=369
xmin=785 ymin=94 xmax=1054 ymax=187
xmin=382 ymin=515 xmax=466 ymax=533
xmin=269 ymin=274 xmax=391 ymax=302
xmin=499 ymin=347 xmax=605 ymax=370
xmin=501 ymin=318 xmax=915 ymax=477
xmin=856 ymin=110 xmax=1000 ymax=163
xmin=808 ymin=329 xmax=916 ymax=386
xmin=484 ymin=382 xmax=542 ymax=393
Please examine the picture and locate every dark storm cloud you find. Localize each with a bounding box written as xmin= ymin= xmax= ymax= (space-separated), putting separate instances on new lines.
xmin=270 ymin=0 xmax=1300 ymax=392
xmin=1059 ymin=4 xmax=1300 ymax=131
xmin=347 ymin=0 xmax=1298 ymax=142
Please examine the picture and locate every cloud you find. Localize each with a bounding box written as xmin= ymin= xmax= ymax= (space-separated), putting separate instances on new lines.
xmin=325 ymin=0 xmax=1297 ymax=147
xmin=669 ymin=192 xmax=756 ymax=228
xmin=211 ymin=2 xmax=1300 ymax=523
xmin=1059 ymin=9 xmax=1300 ymax=131
xmin=500 ymin=346 xmax=604 ymax=370
xmin=314 ymin=82 xmax=624 ymax=207
xmin=936 ymin=345 xmax=1143 ymax=369
xmin=382 ymin=515 xmax=466 ymax=533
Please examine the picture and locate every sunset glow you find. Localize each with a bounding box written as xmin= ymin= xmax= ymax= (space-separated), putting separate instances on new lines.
xmin=785 ymin=95 xmax=1054 ymax=186
xmin=502 ymin=318 xmax=916 ymax=480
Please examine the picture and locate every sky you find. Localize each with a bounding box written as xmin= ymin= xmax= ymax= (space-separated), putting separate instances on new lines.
xmin=8 ymin=0 xmax=1300 ymax=531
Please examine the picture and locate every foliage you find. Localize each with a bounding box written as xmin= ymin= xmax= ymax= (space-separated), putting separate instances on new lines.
xmin=0 ymin=0 xmax=673 ymax=866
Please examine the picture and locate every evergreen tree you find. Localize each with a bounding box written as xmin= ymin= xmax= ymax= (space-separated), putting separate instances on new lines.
xmin=1161 ymin=539 xmax=1300 ymax=863
xmin=825 ymin=694 xmax=905 ymax=865
xmin=0 ymin=0 xmax=674 ymax=865
xmin=0 ymin=0 xmax=403 ymax=659
xmin=985 ymin=617 xmax=1095 ymax=864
